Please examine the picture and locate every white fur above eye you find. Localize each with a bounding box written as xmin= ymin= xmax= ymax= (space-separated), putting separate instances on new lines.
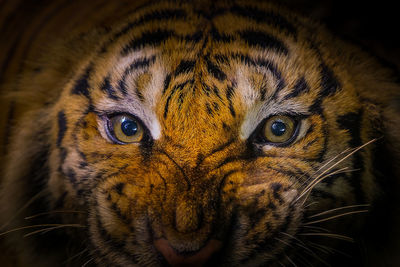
xmin=95 ymin=97 xmax=161 ymax=141
xmin=239 ymin=99 xmax=309 ymax=141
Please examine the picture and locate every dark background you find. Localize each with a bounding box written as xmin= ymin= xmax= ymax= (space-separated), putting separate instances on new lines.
xmin=281 ymin=0 xmax=400 ymax=71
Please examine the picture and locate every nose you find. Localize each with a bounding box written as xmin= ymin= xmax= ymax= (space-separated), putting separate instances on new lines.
xmin=175 ymin=200 xmax=202 ymax=233
xmin=154 ymin=239 xmax=222 ymax=266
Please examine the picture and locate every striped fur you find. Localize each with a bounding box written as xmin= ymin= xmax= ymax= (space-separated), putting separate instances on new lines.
xmin=0 ymin=0 xmax=399 ymax=266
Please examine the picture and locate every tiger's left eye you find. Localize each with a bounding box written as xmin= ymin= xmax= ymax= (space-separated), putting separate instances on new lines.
xmin=108 ymin=114 xmax=144 ymax=144
xmin=262 ymin=115 xmax=297 ymax=144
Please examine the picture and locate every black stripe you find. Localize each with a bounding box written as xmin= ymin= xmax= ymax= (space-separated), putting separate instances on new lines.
xmin=163 ymin=80 xmax=194 ymax=118
xmin=206 ymin=57 xmax=227 ymax=81
xmin=183 ymin=30 xmax=203 ymax=43
xmin=203 ymin=85 xmax=212 ymax=96
xmin=226 ymin=85 xmax=235 ymax=100
xmin=254 ymin=59 xmax=282 ymax=81
xmin=230 ymin=5 xmax=297 ymax=36
xmin=136 ymin=87 xmax=145 ymax=102
xmin=65 ymin=168 xmax=77 ymax=184
xmin=174 ymin=60 xmax=196 ymax=75
xmin=308 ymin=63 xmax=341 ymax=114
xmin=122 ymin=29 xmax=174 ymax=54
xmin=117 ymin=56 xmax=156 ymax=95
xmin=114 ymin=183 xmax=125 ymax=195
xmin=229 ymin=103 xmax=236 ymax=117
xmin=308 ymin=97 xmax=323 ymax=114
xmin=163 ymin=93 xmax=173 ymax=119
xmin=213 ymin=86 xmax=223 ymax=100
xmin=215 ymin=52 xmax=257 ymax=69
xmin=210 ymin=27 xmax=234 ymax=42
xmin=57 ymin=111 xmax=67 ymax=147
xmin=121 ymin=30 xmax=203 ymax=55
xmin=337 ymin=109 xmax=365 ymax=203
xmin=206 ymin=103 xmax=214 ymax=116
xmin=104 ymin=8 xmax=186 ymax=49
xmin=337 ymin=111 xmax=363 ymax=148
xmin=101 ymin=76 xmax=119 ymax=100
xmin=320 ymin=63 xmax=341 ymax=97
xmin=226 ymin=85 xmax=236 ymax=117
xmin=255 ymin=59 xmax=285 ymax=98
xmin=283 ymin=77 xmax=309 ymax=100
xmin=232 ymin=52 xmax=256 ymax=66
xmin=163 ymin=74 xmax=171 ymax=94
xmin=171 ymin=80 xmax=193 ymax=95
xmin=71 ymin=66 xmax=91 ymax=97
xmin=238 ymin=30 xmax=288 ymax=54
xmin=213 ymin=102 xmax=220 ymax=111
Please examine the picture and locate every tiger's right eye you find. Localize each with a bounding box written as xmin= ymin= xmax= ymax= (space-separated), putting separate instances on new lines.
xmin=108 ymin=114 xmax=144 ymax=144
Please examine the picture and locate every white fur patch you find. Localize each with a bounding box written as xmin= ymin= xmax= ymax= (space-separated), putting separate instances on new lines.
xmin=237 ymin=68 xmax=259 ymax=108
xmin=97 ymin=51 xmax=164 ymax=140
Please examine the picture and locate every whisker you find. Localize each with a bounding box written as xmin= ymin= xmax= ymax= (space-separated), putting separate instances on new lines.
xmin=24 ymin=224 xmax=86 ymax=237
xmin=304 ymin=201 xmax=319 ymax=209
xmin=0 ymin=224 xmax=83 ymax=237
xmin=303 ymin=166 xmax=350 ymax=195
xmin=281 ymin=232 xmax=330 ymax=266
xmin=275 ymin=237 xmax=293 ymax=248
xmin=296 ymin=147 xmax=352 ymax=189
xmin=297 ymin=167 xmax=350 ymax=205
xmin=285 ymin=254 xmax=298 ymax=267
xmin=63 ymin=248 xmax=89 ymax=265
xmin=291 ymin=251 xmax=312 ymax=267
xmin=302 ymin=225 xmax=331 ymax=233
xmin=307 ymin=204 xmax=370 ymax=219
xmin=297 ymin=168 xmax=359 ymax=203
xmin=82 ymin=257 xmax=95 ymax=267
xmin=296 ymin=138 xmax=377 ymax=203
xmin=25 ymin=210 xmax=87 ymax=220
xmin=304 ymin=210 xmax=369 ymax=225
xmin=298 ymin=233 xmax=354 ymax=242
xmin=307 ymin=241 xmax=351 ymax=258
xmin=280 ymin=232 xmax=310 ymax=251
xmin=1 ymin=189 xmax=47 ymax=229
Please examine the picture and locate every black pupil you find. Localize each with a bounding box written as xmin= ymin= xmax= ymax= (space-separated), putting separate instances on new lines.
xmin=271 ymin=120 xmax=287 ymax=136
xmin=121 ymin=119 xmax=138 ymax=136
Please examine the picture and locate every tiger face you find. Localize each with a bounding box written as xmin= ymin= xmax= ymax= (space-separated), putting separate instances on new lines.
xmin=1 ymin=0 xmax=399 ymax=266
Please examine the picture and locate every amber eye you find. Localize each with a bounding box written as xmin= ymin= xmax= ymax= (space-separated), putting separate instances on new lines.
xmin=263 ymin=115 xmax=297 ymax=144
xmin=108 ymin=114 xmax=144 ymax=144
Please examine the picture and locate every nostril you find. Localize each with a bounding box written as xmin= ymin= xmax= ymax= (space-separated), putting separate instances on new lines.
xmin=175 ymin=201 xmax=202 ymax=233
xmin=154 ymin=239 xmax=222 ymax=266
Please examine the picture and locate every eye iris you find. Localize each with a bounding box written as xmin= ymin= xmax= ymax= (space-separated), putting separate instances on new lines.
xmin=270 ymin=121 xmax=287 ymax=136
xmin=121 ymin=119 xmax=138 ymax=136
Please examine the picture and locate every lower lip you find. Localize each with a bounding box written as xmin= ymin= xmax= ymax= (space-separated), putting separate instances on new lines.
xmin=154 ymin=239 xmax=222 ymax=266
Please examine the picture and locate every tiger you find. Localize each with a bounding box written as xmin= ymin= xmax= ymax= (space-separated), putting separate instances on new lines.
xmin=0 ymin=0 xmax=399 ymax=266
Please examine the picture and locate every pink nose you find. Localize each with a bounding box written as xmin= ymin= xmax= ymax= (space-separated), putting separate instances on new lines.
xmin=154 ymin=239 xmax=222 ymax=266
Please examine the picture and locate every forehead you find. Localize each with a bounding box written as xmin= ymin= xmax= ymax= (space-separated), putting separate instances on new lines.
xmin=82 ymin=1 xmax=341 ymax=142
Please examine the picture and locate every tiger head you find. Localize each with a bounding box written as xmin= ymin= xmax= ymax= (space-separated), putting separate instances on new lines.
xmin=2 ymin=0 xmax=399 ymax=266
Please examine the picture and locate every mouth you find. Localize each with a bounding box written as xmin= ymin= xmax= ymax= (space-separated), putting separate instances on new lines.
xmin=154 ymin=238 xmax=223 ymax=266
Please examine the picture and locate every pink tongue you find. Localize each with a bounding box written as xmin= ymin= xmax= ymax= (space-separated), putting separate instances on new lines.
xmin=154 ymin=239 xmax=222 ymax=266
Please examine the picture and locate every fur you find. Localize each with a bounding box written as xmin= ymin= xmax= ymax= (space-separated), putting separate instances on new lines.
xmin=0 ymin=0 xmax=399 ymax=266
